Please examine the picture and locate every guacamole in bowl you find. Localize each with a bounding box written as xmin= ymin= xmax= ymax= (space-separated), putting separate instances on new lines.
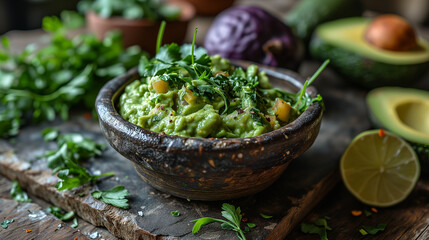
xmin=95 ymin=41 xmax=325 ymax=200
xmin=118 ymin=44 xmax=323 ymax=138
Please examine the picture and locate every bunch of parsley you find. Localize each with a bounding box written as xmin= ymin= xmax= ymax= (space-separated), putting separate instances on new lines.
xmin=0 ymin=14 xmax=146 ymax=138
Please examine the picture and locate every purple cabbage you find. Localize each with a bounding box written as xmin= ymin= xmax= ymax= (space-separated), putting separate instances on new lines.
xmin=204 ymin=6 xmax=303 ymax=70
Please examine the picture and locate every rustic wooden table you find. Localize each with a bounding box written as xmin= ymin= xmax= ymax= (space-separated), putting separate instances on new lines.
xmin=1 ymin=1 xmax=429 ymax=239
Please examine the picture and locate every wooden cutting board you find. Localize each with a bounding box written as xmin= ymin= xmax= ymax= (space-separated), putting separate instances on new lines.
xmin=0 ymin=63 xmax=371 ymax=240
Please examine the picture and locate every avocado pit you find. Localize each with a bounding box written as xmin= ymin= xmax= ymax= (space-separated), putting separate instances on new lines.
xmin=364 ymin=14 xmax=418 ymax=51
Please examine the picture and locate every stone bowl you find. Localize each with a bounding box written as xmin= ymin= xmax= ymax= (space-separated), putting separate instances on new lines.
xmin=95 ymin=61 xmax=323 ymax=201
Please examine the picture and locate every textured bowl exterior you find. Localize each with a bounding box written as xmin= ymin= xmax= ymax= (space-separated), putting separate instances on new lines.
xmin=86 ymin=0 xmax=195 ymax=55
xmin=96 ymin=62 xmax=323 ymax=200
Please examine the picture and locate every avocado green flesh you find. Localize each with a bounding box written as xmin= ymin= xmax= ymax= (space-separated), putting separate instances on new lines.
xmin=118 ymin=61 xmax=294 ymax=138
xmin=315 ymin=18 xmax=429 ymax=65
xmin=367 ymin=87 xmax=429 ymax=145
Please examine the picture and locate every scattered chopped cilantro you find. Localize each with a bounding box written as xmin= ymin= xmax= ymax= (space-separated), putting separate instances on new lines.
xmin=0 ymin=219 xmax=14 ymax=229
xmin=364 ymin=210 xmax=372 ymax=217
xmin=301 ymin=216 xmax=331 ymax=240
xmin=171 ymin=211 xmax=180 ymax=217
xmin=46 ymin=206 xmax=75 ymax=221
xmin=191 ymin=203 xmax=247 ymax=240
xmin=260 ymin=213 xmax=273 ymax=219
xmin=71 ymin=217 xmax=79 ymax=228
xmin=91 ymin=186 xmax=130 ymax=209
xmin=10 ymin=180 xmax=31 ymax=203
xmin=43 ymin=132 xmax=114 ymax=191
xmin=360 ymin=223 xmax=386 ymax=236
xmin=42 ymin=127 xmax=59 ymax=142
xmin=247 ymin=223 xmax=256 ymax=228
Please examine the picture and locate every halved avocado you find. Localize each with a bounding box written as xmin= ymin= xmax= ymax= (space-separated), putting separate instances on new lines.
xmin=310 ymin=17 xmax=429 ymax=88
xmin=367 ymin=87 xmax=429 ymax=175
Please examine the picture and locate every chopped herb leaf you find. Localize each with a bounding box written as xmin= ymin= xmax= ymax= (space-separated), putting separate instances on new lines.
xmin=247 ymin=223 xmax=256 ymax=228
xmin=10 ymin=180 xmax=31 ymax=203
xmin=171 ymin=211 xmax=180 ymax=217
xmin=42 ymin=127 xmax=59 ymax=142
xmin=91 ymin=186 xmax=130 ymax=209
xmin=46 ymin=206 xmax=75 ymax=221
xmin=71 ymin=217 xmax=78 ymax=228
xmin=360 ymin=224 xmax=386 ymax=235
xmin=43 ymin=132 xmax=113 ymax=191
xmin=364 ymin=210 xmax=372 ymax=217
xmin=1 ymin=219 xmax=14 ymax=229
xmin=301 ymin=216 xmax=331 ymax=240
xmin=77 ymin=193 xmax=85 ymax=197
xmin=260 ymin=213 xmax=273 ymax=219
xmin=191 ymin=203 xmax=247 ymax=240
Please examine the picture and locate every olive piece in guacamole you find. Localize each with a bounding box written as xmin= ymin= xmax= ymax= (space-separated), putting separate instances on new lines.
xmin=119 ymin=44 xmax=323 ymax=138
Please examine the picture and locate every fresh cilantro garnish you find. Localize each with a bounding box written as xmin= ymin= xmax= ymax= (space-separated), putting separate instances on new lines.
xmin=10 ymin=180 xmax=31 ymax=203
xmin=301 ymin=216 xmax=331 ymax=240
xmin=0 ymin=219 xmax=14 ymax=229
xmin=191 ymin=203 xmax=247 ymax=240
xmin=71 ymin=218 xmax=79 ymax=228
xmin=137 ymin=25 xmax=325 ymax=129
xmin=260 ymin=213 xmax=273 ymax=219
xmin=43 ymin=132 xmax=114 ymax=191
xmin=46 ymin=206 xmax=75 ymax=221
xmin=0 ymin=13 xmax=145 ymax=138
xmin=171 ymin=211 xmax=180 ymax=217
xmin=42 ymin=127 xmax=59 ymax=142
xmin=359 ymin=223 xmax=386 ymax=236
xmin=91 ymin=186 xmax=130 ymax=209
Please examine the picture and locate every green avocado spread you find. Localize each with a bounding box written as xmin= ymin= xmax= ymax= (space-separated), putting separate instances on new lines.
xmin=118 ymin=44 xmax=322 ymax=138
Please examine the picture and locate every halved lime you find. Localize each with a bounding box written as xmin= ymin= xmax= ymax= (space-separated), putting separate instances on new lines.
xmin=340 ymin=129 xmax=420 ymax=207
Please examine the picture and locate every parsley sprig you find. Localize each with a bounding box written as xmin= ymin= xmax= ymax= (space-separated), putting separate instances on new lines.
xmin=191 ymin=203 xmax=247 ymax=240
xmin=138 ymin=25 xmax=325 ymax=123
xmin=43 ymin=131 xmax=114 ymax=191
xmin=0 ymin=14 xmax=145 ymax=138
xmin=10 ymin=180 xmax=31 ymax=203
xmin=91 ymin=186 xmax=130 ymax=209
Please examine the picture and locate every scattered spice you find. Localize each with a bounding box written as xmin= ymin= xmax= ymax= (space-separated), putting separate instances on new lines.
xmin=84 ymin=112 xmax=92 ymax=120
xmin=26 ymin=228 xmax=32 ymax=233
xmin=74 ymin=237 xmax=78 ymax=240
xmin=371 ymin=207 xmax=378 ymax=213
xmin=242 ymin=217 xmax=248 ymax=223
xmin=351 ymin=210 xmax=362 ymax=216
xmin=378 ymin=129 xmax=385 ymax=137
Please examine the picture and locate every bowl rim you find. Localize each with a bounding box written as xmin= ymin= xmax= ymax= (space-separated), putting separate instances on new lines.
xmin=96 ymin=62 xmax=323 ymax=153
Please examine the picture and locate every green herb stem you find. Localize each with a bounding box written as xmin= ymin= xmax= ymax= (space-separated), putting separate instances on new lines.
xmin=191 ymin=28 xmax=198 ymax=67
xmin=156 ymin=21 xmax=166 ymax=54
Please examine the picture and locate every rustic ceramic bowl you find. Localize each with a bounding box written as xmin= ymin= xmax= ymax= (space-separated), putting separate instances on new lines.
xmin=95 ymin=61 xmax=323 ymax=201
xmin=86 ymin=0 xmax=195 ymax=55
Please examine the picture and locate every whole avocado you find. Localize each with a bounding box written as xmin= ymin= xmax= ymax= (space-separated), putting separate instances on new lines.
xmin=286 ymin=0 xmax=363 ymax=44
xmin=310 ymin=17 xmax=429 ymax=88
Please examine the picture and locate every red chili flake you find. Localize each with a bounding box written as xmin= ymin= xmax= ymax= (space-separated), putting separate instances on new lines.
xmin=371 ymin=207 xmax=378 ymax=213
xmin=209 ymin=137 xmax=214 ymax=141
xmin=351 ymin=210 xmax=362 ymax=216
xmin=378 ymin=129 xmax=385 ymax=138
xmin=74 ymin=237 xmax=78 ymax=240
xmin=83 ymin=112 xmax=92 ymax=120
xmin=26 ymin=229 xmax=31 ymax=233
xmin=242 ymin=217 xmax=248 ymax=223
xmin=236 ymin=108 xmax=245 ymax=114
